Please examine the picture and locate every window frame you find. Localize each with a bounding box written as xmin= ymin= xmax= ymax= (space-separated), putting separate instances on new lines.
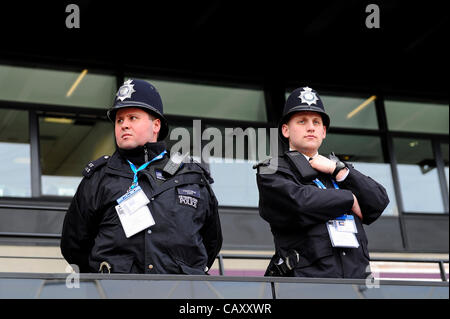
xmin=0 ymin=64 xmax=448 ymax=253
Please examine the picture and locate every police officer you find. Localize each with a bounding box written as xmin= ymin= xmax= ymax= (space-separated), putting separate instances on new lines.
xmin=255 ymin=87 xmax=389 ymax=278
xmin=60 ymin=79 xmax=222 ymax=274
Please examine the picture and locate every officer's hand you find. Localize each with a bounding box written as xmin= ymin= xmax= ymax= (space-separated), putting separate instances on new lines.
xmin=352 ymin=194 xmax=363 ymax=220
xmin=309 ymin=155 xmax=336 ymax=174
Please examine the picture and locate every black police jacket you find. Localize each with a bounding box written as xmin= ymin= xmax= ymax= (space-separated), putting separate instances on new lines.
xmin=256 ymin=154 xmax=389 ymax=278
xmin=60 ymin=142 xmax=222 ymax=274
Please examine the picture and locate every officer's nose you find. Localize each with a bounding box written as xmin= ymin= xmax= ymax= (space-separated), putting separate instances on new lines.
xmin=306 ymin=121 xmax=315 ymax=131
xmin=121 ymin=119 xmax=130 ymax=130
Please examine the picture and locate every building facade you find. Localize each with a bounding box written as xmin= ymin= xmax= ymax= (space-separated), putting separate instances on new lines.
xmin=0 ymin=61 xmax=447 ymax=264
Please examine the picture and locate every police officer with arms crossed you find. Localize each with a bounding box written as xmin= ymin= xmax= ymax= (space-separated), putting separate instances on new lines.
xmin=255 ymin=87 xmax=389 ymax=278
xmin=61 ymin=79 xmax=222 ymax=274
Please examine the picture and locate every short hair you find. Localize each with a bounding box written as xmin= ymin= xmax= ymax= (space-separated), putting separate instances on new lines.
xmin=147 ymin=112 xmax=161 ymax=139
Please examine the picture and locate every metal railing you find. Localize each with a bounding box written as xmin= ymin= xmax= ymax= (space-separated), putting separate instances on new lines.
xmin=369 ymin=257 xmax=449 ymax=282
xmin=0 ymin=271 xmax=448 ymax=299
xmin=1 ymin=252 xmax=448 ymax=281
xmin=215 ymin=253 xmax=449 ymax=282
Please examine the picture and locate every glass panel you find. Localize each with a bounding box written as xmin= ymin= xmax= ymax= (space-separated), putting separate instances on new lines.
xmin=385 ymin=100 xmax=449 ymax=134
xmin=38 ymin=281 xmax=100 ymax=299
xmin=442 ymin=143 xmax=449 ymax=191
xmin=209 ymin=159 xmax=259 ymax=207
xmin=1 ymin=277 xmax=448 ymax=299
xmin=165 ymin=120 xmax=196 ymax=160
xmin=320 ymin=133 xmax=398 ymax=216
xmin=275 ymin=282 xmax=449 ymax=299
xmin=166 ymin=120 xmax=277 ymax=207
xmin=393 ymin=137 xmax=444 ymax=213
xmin=100 ymin=280 xmax=272 ymax=299
xmin=201 ymin=124 xmax=276 ymax=208
xmin=286 ymin=91 xmax=379 ymax=129
xmin=0 ymin=279 xmax=44 ymax=298
xmin=39 ymin=116 xmax=115 ymax=196
xmin=0 ymin=109 xmax=31 ymax=197
xmin=140 ymin=78 xmax=267 ymax=122
xmin=0 ymin=64 xmax=116 ymax=108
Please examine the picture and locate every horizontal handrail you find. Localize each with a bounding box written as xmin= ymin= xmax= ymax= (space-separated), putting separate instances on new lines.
xmin=0 ymin=204 xmax=68 ymax=211
xmin=0 ymin=232 xmax=61 ymax=238
xmin=0 ymin=252 xmax=448 ymax=281
xmin=216 ymin=253 xmax=449 ymax=263
xmin=1 ymin=253 xmax=447 ymax=264
xmin=214 ymin=253 xmax=449 ymax=282
xmin=0 ymin=255 xmax=63 ymax=260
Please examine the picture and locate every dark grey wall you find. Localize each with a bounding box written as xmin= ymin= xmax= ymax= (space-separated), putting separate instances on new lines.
xmin=363 ymin=216 xmax=405 ymax=252
xmin=219 ymin=208 xmax=274 ymax=250
xmin=404 ymin=214 xmax=449 ymax=252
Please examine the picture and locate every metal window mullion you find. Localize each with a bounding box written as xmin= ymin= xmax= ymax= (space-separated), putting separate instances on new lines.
xmin=433 ymin=139 xmax=449 ymax=213
xmin=29 ymin=110 xmax=41 ymax=198
xmin=266 ymin=85 xmax=287 ymax=155
xmin=116 ymin=71 xmax=124 ymax=91
xmin=263 ymin=84 xmax=285 ymax=127
xmin=376 ymin=95 xmax=409 ymax=250
xmin=374 ymin=93 xmax=390 ymax=163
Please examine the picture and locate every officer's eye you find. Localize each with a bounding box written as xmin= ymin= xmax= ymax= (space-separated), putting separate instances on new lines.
xmin=130 ymin=116 xmax=137 ymax=120
xmin=116 ymin=119 xmax=124 ymax=124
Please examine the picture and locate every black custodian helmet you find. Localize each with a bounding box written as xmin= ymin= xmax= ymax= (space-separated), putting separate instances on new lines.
xmin=278 ymin=86 xmax=330 ymax=144
xmin=107 ymin=79 xmax=169 ymax=141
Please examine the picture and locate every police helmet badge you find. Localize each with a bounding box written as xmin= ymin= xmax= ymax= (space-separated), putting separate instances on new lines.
xmin=299 ymin=87 xmax=319 ymax=106
xmin=116 ymin=79 xmax=136 ymax=102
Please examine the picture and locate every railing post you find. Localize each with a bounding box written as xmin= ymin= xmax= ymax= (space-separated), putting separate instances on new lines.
xmin=438 ymin=261 xmax=447 ymax=282
xmin=271 ymin=281 xmax=277 ymax=299
xmin=218 ymin=254 xmax=225 ymax=276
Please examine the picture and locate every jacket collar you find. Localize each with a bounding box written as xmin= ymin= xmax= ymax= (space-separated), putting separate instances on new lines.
xmin=107 ymin=141 xmax=167 ymax=174
xmin=116 ymin=141 xmax=167 ymax=166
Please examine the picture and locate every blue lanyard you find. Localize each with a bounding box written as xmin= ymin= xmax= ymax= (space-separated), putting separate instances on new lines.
xmin=312 ymin=178 xmax=339 ymax=190
xmin=312 ymin=178 xmax=349 ymax=220
xmin=127 ymin=150 xmax=167 ymax=190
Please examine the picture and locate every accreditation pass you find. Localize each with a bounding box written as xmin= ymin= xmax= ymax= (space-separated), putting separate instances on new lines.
xmin=115 ymin=186 xmax=155 ymax=238
xmin=326 ymin=214 xmax=359 ymax=248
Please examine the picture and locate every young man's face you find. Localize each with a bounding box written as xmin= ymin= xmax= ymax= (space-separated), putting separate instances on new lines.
xmin=282 ymin=111 xmax=327 ymax=157
xmin=114 ymin=107 xmax=161 ymax=149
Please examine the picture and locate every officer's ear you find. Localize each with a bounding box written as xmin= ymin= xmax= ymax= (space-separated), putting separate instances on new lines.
xmin=281 ymin=123 xmax=290 ymax=139
xmin=152 ymin=117 xmax=161 ymax=134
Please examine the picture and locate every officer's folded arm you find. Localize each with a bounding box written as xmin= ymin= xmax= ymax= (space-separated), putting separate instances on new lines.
xmin=335 ymin=166 xmax=390 ymax=225
xmin=258 ymin=173 xmax=354 ymax=228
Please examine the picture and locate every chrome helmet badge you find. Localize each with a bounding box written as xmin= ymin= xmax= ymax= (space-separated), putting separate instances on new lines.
xmin=299 ymin=87 xmax=319 ymax=106
xmin=116 ymin=79 xmax=136 ymax=102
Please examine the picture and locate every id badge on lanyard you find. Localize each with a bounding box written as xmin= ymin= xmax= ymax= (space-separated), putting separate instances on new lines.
xmin=115 ymin=186 xmax=155 ymax=238
xmin=326 ymin=215 xmax=359 ymax=248
xmin=313 ymin=178 xmax=359 ymax=248
xmin=114 ymin=151 xmax=166 ymax=238
xmin=114 ymin=150 xmax=167 ymax=237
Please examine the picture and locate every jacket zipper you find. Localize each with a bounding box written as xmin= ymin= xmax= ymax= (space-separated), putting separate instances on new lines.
xmin=144 ymin=146 xmax=149 ymax=162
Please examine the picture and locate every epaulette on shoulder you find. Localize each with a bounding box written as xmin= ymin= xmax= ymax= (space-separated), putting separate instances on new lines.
xmin=253 ymin=157 xmax=284 ymax=175
xmin=252 ymin=157 xmax=271 ymax=169
xmin=189 ymin=158 xmax=214 ymax=184
xmin=82 ymin=155 xmax=110 ymax=178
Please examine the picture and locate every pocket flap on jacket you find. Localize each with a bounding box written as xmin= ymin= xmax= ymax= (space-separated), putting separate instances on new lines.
xmin=296 ymin=235 xmax=334 ymax=268
xmin=97 ymin=254 xmax=135 ymax=273
xmin=176 ymin=259 xmax=205 ymax=275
